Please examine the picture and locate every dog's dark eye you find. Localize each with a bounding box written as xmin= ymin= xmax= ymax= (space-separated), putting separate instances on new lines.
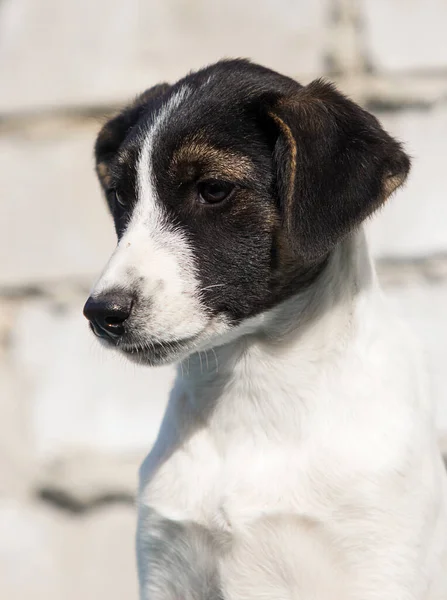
xmin=108 ymin=189 xmax=127 ymax=209
xmin=197 ymin=180 xmax=235 ymax=205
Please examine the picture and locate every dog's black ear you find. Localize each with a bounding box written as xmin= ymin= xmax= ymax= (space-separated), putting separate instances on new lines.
xmin=268 ymin=80 xmax=410 ymax=261
xmin=95 ymin=83 xmax=171 ymax=190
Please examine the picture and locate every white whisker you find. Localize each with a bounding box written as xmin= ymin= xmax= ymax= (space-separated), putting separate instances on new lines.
xmin=211 ymin=347 xmax=219 ymax=374
xmin=200 ymin=283 xmax=226 ymax=293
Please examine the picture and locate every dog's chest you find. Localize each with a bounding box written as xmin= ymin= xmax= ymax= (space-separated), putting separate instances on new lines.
xmin=136 ymin=356 xmax=447 ymax=599
xmin=139 ymin=369 xmax=388 ymax=529
xmin=138 ymin=417 xmax=363 ymax=598
xmin=139 ymin=406 xmax=359 ymax=535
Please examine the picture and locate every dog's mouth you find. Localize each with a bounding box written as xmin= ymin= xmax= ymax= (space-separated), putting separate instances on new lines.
xmin=121 ymin=338 xmax=194 ymax=364
xmin=96 ymin=331 xmax=202 ymax=366
xmin=88 ymin=314 xmax=221 ymax=366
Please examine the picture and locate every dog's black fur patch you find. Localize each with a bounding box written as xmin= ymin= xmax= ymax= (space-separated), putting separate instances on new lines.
xmin=94 ymin=59 xmax=410 ymax=324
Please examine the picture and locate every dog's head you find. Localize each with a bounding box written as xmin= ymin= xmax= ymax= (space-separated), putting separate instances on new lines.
xmin=83 ymin=59 xmax=410 ymax=365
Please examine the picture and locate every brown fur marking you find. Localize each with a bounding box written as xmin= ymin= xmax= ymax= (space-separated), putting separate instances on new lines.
xmin=97 ymin=161 xmax=112 ymax=188
xmin=383 ymin=172 xmax=405 ymax=199
xmin=171 ymin=139 xmax=255 ymax=181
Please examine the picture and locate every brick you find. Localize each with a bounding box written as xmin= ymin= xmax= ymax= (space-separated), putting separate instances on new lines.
xmin=0 ymin=501 xmax=137 ymax=600
xmin=383 ymin=281 xmax=447 ymax=435
xmin=0 ymin=501 xmax=68 ymax=600
xmin=0 ymin=126 xmax=115 ymax=286
xmin=0 ymin=365 xmax=33 ymax=498
xmin=11 ymin=298 xmax=175 ymax=462
xmin=0 ymin=0 xmax=329 ymax=113
xmin=65 ymin=504 xmax=138 ymax=600
xmin=37 ymin=451 xmax=140 ymax=508
xmin=367 ymin=105 xmax=447 ymax=258
xmin=361 ymin=0 xmax=447 ymax=72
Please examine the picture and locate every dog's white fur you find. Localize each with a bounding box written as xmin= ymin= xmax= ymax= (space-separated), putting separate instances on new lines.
xmin=92 ymin=94 xmax=447 ymax=599
xmin=135 ymin=230 xmax=447 ymax=599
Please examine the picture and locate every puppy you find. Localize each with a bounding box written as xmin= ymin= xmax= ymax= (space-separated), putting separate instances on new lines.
xmin=84 ymin=59 xmax=447 ymax=599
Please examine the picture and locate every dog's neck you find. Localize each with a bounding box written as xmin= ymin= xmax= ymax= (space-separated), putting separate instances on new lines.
xmin=174 ymin=228 xmax=383 ymax=431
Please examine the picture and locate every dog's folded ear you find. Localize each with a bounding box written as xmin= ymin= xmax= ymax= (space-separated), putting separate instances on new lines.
xmin=268 ymin=80 xmax=410 ymax=261
xmin=95 ymin=83 xmax=171 ymax=190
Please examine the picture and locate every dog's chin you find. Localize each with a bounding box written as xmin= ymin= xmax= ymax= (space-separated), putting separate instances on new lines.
xmin=106 ymin=336 xmax=201 ymax=367
xmin=118 ymin=344 xmax=182 ymax=367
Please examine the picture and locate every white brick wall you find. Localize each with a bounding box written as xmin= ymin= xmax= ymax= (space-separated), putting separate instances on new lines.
xmin=385 ymin=282 xmax=447 ymax=431
xmin=0 ymin=501 xmax=137 ymax=600
xmin=1 ymin=1 xmax=446 ymax=598
xmin=367 ymin=106 xmax=447 ymax=258
xmin=361 ymin=0 xmax=447 ymax=72
xmin=11 ymin=299 xmax=174 ymax=460
xmin=0 ymin=127 xmax=114 ymax=286
xmin=0 ymin=0 xmax=329 ymax=112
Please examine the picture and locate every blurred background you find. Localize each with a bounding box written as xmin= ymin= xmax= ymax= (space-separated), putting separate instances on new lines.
xmin=1 ymin=0 xmax=447 ymax=598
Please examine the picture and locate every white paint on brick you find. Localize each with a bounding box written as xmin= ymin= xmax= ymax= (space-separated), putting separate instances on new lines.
xmin=0 ymin=365 xmax=33 ymax=499
xmin=0 ymin=501 xmax=137 ymax=600
xmin=367 ymin=106 xmax=447 ymax=258
xmin=11 ymin=300 xmax=174 ymax=460
xmin=384 ymin=282 xmax=447 ymax=434
xmin=0 ymin=0 xmax=329 ymax=112
xmin=362 ymin=0 xmax=447 ymax=72
xmin=0 ymin=129 xmax=116 ymax=286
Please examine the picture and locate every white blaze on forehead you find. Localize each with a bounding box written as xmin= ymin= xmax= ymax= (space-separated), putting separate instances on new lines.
xmin=135 ymin=86 xmax=191 ymax=228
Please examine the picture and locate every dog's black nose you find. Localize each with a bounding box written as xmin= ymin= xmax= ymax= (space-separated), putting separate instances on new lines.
xmin=83 ymin=292 xmax=132 ymax=340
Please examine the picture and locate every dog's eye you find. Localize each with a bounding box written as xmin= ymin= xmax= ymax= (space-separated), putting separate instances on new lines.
xmin=197 ymin=180 xmax=235 ymax=205
xmin=108 ymin=189 xmax=127 ymax=209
